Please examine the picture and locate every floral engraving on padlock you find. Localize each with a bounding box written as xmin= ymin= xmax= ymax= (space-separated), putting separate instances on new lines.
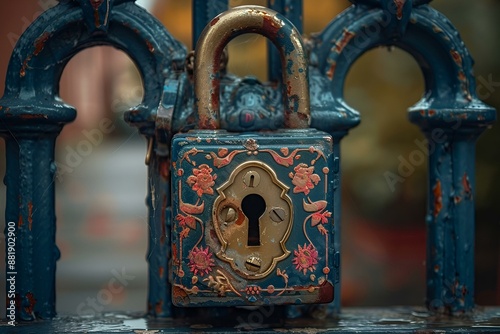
xmin=172 ymin=135 xmax=333 ymax=305
xmin=170 ymin=5 xmax=336 ymax=307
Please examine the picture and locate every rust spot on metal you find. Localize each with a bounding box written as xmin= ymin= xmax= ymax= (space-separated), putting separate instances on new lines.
xmin=298 ymin=110 xmax=308 ymax=121
xmin=456 ymin=69 xmax=472 ymax=102
xmin=428 ymin=110 xmax=436 ymax=116
xmin=420 ymin=110 xmax=425 ymax=116
xmin=20 ymin=58 xmax=31 ymax=77
xmin=327 ymin=61 xmax=336 ymax=80
xmin=210 ymin=17 xmax=220 ymax=26
xmin=334 ymin=29 xmax=356 ymax=54
xmin=315 ymin=280 xmax=334 ymax=303
xmin=146 ymin=40 xmax=155 ymax=53
xmin=0 ymin=106 xmax=3 ymax=110
xmin=160 ymin=159 xmax=170 ymax=180
xmin=458 ymin=70 xmax=466 ymax=81
xmin=90 ymin=0 xmax=105 ymax=9
xmin=450 ymin=50 xmax=462 ymax=67
xmin=28 ymin=202 xmax=33 ymax=231
xmin=94 ymin=11 xmax=101 ymax=28
xmin=433 ymin=25 xmax=443 ymax=34
xmin=462 ymin=173 xmax=472 ymax=199
xmin=155 ymin=300 xmax=163 ymax=315
xmin=159 ymin=266 xmax=164 ymax=278
xmin=235 ymin=207 xmax=245 ymax=226
xmin=433 ymin=180 xmax=442 ymax=217
xmin=24 ymin=292 xmax=37 ymax=315
xmin=33 ymin=32 xmax=50 ymax=56
xmin=172 ymin=286 xmax=189 ymax=305
xmin=261 ymin=14 xmax=281 ymax=39
xmin=286 ymin=81 xmax=293 ymax=97
xmin=18 ymin=214 xmax=24 ymax=228
xmin=90 ymin=0 xmax=105 ymax=27
xmin=434 ymin=264 xmax=440 ymax=273
xmin=172 ymin=243 xmax=179 ymax=266
xmin=198 ymin=82 xmax=220 ymax=129
xmin=454 ymin=196 xmax=462 ymax=204
xmin=394 ymin=0 xmax=405 ymax=20
xmin=20 ymin=114 xmax=49 ymax=120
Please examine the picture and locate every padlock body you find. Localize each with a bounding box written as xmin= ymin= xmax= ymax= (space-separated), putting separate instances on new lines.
xmin=170 ymin=129 xmax=336 ymax=307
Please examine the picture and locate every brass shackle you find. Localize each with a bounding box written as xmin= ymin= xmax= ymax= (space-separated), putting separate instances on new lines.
xmin=194 ymin=5 xmax=311 ymax=130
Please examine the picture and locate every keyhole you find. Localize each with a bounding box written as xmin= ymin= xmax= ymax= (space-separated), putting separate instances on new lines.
xmin=249 ymin=175 xmax=255 ymax=187
xmin=241 ymin=194 xmax=266 ymax=246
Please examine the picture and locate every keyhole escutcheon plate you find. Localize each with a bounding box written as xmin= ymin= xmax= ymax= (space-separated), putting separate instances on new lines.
xmin=213 ymin=161 xmax=293 ymax=280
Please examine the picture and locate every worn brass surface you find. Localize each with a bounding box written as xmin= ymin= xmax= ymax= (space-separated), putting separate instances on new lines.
xmin=212 ymin=161 xmax=293 ymax=280
xmin=194 ymin=5 xmax=310 ymax=130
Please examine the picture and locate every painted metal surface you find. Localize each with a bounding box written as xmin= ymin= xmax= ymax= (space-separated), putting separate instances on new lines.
xmin=267 ymin=0 xmax=303 ymax=82
xmin=192 ymin=0 xmax=229 ymax=49
xmin=171 ymin=6 xmax=336 ymax=307
xmin=0 ymin=0 xmax=186 ymax=320
xmin=171 ymin=131 xmax=335 ymax=306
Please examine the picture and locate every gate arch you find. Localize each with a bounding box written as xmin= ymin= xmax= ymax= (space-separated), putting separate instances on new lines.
xmin=309 ymin=0 xmax=496 ymax=314
xmin=0 ymin=0 xmax=186 ymax=320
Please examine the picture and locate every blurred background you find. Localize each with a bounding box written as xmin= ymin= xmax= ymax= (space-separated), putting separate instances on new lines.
xmin=0 ymin=0 xmax=498 ymax=315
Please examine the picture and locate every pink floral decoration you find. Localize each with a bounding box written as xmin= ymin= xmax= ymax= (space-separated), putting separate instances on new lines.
xmin=289 ymin=163 xmax=320 ymax=195
xmin=188 ymin=246 xmax=215 ymax=276
xmin=176 ymin=214 xmax=197 ymax=230
xmin=311 ymin=210 xmax=332 ymax=227
xmin=292 ymin=243 xmax=319 ymax=275
xmin=187 ymin=164 xmax=217 ymax=197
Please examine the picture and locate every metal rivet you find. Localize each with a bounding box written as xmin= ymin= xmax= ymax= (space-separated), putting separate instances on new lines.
xmin=243 ymin=138 xmax=258 ymax=151
xmin=245 ymin=256 xmax=262 ymax=272
xmin=220 ymin=206 xmax=237 ymax=223
xmin=269 ymin=208 xmax=285 ymax=223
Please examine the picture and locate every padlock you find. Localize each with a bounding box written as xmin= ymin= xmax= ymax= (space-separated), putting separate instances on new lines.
xmin=170 ymin=5 xmax=336 ymax=307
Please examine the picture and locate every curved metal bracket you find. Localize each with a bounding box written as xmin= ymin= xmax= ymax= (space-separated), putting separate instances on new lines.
xmin=1 ymin=0 xmax=186 ymax=133
xmin=309 ymin=2 xmax=495 ymax=134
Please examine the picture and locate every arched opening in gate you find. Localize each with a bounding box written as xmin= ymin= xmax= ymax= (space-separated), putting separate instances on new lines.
xmin=55 ymin=46 xmax=148 ymax=314
xmin=341 ymin=47 xmax=427 ymax=306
